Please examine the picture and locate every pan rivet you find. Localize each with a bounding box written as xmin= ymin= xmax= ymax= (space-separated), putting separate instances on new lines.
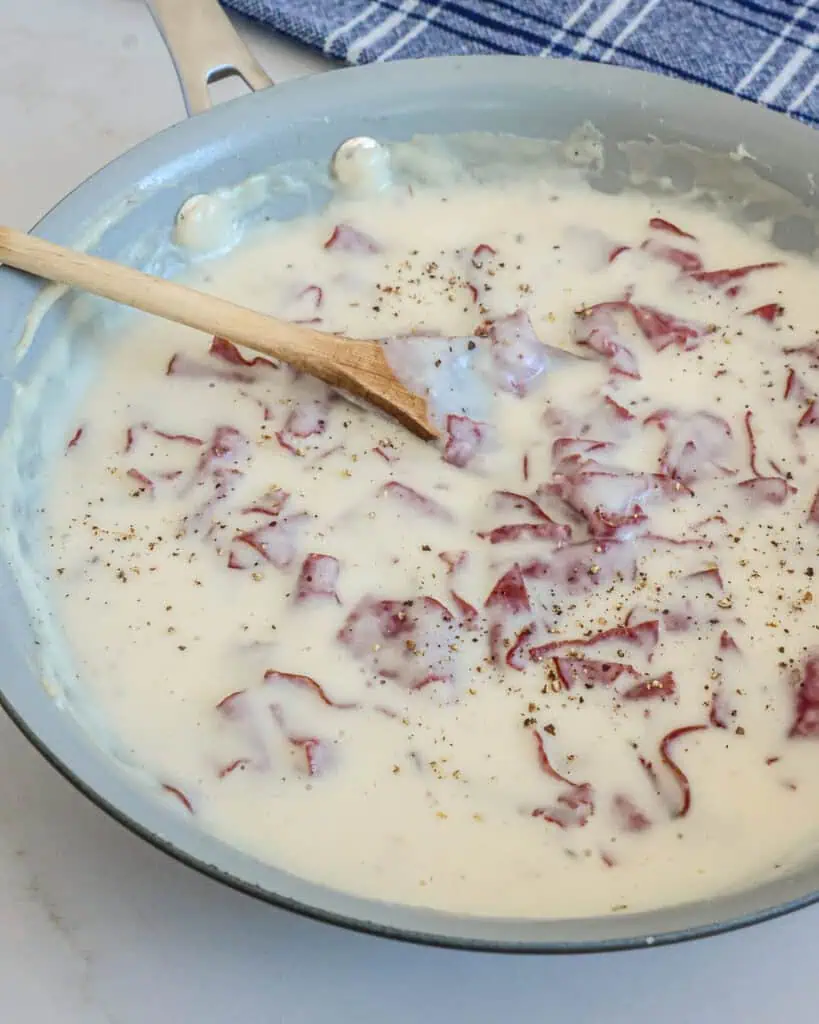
xmin=331 ymin=137 xmax=391 ymax=194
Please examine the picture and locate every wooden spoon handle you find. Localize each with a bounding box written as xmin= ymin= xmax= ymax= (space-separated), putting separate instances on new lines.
xmin=0 ymin=227 xmax=438 ymax=441
xmin=0 ymin=226 xmax=355 ymax=374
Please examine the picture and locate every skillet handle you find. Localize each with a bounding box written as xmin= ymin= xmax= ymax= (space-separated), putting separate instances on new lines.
xmin=146 ymin=0 xmax=273 ymax=116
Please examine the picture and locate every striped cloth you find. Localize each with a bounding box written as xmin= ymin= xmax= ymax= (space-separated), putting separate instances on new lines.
xmin=223 ymin=0 xmax=819 ymax=126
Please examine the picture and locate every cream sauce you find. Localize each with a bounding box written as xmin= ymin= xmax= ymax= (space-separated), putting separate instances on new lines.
xmin=44 ymin=163 xmax=819 ymax=919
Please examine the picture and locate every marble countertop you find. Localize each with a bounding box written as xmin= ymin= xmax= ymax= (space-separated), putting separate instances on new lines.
xmin=1 ymin=1 xmax=817 ymax=1020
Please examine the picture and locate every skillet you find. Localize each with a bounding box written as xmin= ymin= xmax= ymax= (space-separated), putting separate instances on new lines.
xmin=1 ymin=0 xmax=818 ymax=952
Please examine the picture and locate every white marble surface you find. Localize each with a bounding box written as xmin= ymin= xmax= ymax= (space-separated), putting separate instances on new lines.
xmin=1 ymin=1 xmax=818 ymax=1020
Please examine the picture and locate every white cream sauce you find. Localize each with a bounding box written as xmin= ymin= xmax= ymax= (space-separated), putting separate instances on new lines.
xmin=43 ymin=155 xmax=819 ymax=919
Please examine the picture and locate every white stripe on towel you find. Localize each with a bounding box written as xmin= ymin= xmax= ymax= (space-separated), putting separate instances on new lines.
xmin=735 ymin=0 xmax=815 ymax=97
xmin=540 ymin=0 xmax=599 ymax=56
xmin=788 ymin=68 xmax=819 ymax=111
xmin=347 ymin=0 xmax=421 ymax=64
xmin=324 ymin=1 xmax=380 ymax=53
xmin=571 ymin=0 xmax=635 ymax=57
xmin=600 ymin=0 xmax=664 ymax=62
xmin=378 ymin=2 xmax=443 ymax=61
xmin=760 ymin=28 xmax=819 ymax=105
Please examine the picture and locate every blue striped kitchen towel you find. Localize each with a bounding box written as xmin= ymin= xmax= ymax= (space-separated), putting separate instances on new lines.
xmin=223 ymin=0 xmax=819 ymax=126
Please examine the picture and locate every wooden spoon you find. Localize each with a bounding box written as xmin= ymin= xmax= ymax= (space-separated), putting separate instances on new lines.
xmin=0 ymin=227 xmax=438 ymax=441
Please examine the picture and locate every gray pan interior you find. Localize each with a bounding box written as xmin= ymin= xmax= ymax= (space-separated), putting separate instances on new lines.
xmin=1 ymin=53 xmax=819 ymax=953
